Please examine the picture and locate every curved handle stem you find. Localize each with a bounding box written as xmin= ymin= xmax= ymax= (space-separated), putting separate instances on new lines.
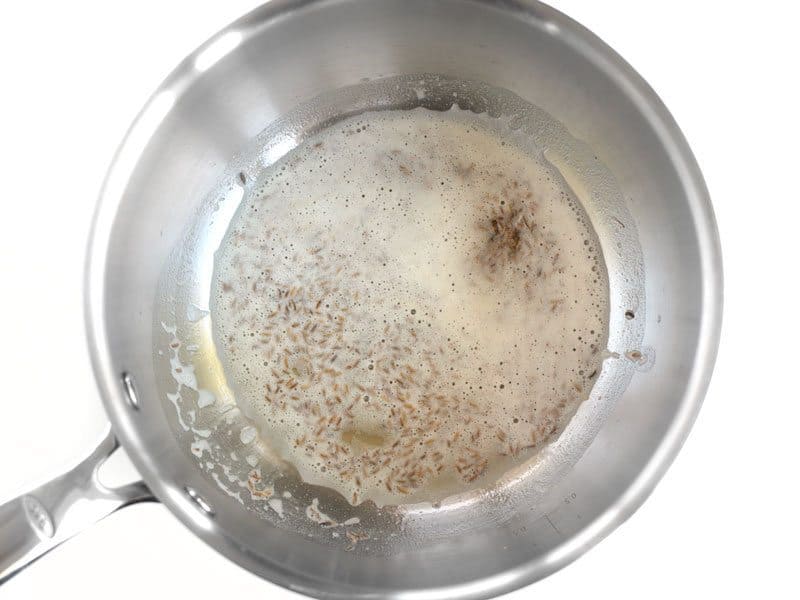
xmin=0 ymin=425 xmax=154 ymax=584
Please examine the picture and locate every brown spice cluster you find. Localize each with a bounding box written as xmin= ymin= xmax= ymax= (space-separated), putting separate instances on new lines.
xmin=475 ymin=179 xmax=538 ymax=278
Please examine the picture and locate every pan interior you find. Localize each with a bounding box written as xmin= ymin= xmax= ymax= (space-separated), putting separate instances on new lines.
xmin=153 ymin=75 xmax=645 ymax=554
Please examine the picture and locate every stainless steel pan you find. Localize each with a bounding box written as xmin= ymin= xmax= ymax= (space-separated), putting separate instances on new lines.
xmin=0 ymin=1 xmax=722 ymax=598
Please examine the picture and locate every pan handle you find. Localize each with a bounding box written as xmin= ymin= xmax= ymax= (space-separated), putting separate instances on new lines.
xmin=0 ymin=425 xmax=155 ymax=584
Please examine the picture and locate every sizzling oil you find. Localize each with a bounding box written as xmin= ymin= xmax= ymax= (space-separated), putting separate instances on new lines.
xmin=211 ymin=108 xmax=609 ymax=506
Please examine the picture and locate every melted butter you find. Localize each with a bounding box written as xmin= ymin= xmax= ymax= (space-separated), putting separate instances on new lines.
xmin=211 ymin=107 xmax=609 ymax=506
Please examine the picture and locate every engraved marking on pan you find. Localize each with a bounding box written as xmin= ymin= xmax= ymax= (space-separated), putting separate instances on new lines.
xmin=544 ymin=514 xmax=562 ymax=536
xmin=22 ymin=495 xmax=55 ymax=539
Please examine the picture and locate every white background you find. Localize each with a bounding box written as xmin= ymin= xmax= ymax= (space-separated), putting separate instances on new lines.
xmin=1 ymin=1 xmax=797 ymax=598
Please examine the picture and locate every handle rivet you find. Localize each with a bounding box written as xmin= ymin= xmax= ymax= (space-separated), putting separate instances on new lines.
xmin=121 ymin=372 xmax=140 ymax=410
xmin=184 ymin=487 xmax=214 ymax=516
